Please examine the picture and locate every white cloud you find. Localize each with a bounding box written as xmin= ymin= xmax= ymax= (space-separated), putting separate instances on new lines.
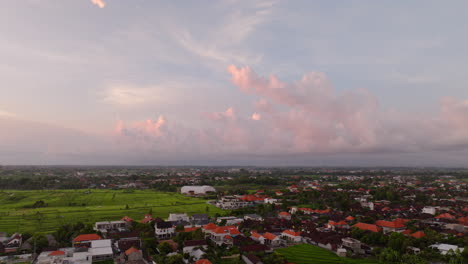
xmin=102 ymin=84 xmax=170 ymax=106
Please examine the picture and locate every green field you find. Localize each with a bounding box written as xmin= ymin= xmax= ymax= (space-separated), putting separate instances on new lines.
xmin=0 ymin=189 xmax=224 ymax=234
xmin=276 ymin=244 xmax=377 ymax=264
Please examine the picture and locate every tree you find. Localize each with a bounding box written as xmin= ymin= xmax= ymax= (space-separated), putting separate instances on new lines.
xmin=263 ymin=252 xmax=287 ymax=264
xmin=157 ymin=242 xmax=173 ymax=255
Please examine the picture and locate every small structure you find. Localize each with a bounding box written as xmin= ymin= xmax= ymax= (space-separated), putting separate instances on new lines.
xmin=155 ymin=221 xmax=175 ymax=239
xmin=181 ymin=186 xmax=216 ymax=195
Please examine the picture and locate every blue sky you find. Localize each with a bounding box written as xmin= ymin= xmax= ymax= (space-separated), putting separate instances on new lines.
xmin=1 ymin=0 xmax=468 ymax=166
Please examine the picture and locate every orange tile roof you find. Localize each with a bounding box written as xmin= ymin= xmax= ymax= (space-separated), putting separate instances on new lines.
xmin=279 ymin=211 xmax=291 ymax=216
xmin=184 ymin=227 xmax=200 ymax=232
xmin=121 ymin=216 xmax=133 ymax=222
xmin=251 ymin=231 xmax=262 ymax=239
xmin=401 ymin=229 xmax=412 ymax=235
xmin=203 ymin=223 xmax=217 ymax=230
xmin=73 ymin=234 xmax=102 ymax=242
xmin=411 ymin=231 xmax=425 ymax=238
xmin=48 ymin=251 xmax=65 ymax=256
xmin=195 ymin=260 xmax=212 ymax=264
xmin=263 ymin=232 xmax=277 ymax=240
xmin=125 ymin=247 xmax=140 ymax=255
xmin=435 ymin=213 xmax=455 ymax=219
xmin=345 ymin=216 xmax=355 ymax=221
xmin=353 ymin=222 xmax=382 ymax=233
xmin=375 ymin=220 xmax=406 ymax=229
xmin=283 ymin=230 xmax=301 ymax=237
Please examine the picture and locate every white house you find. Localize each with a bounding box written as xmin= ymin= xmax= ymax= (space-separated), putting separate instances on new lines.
xmin=168 ymin=213 xmax=190 ymax=222
xmin=430 ymin=244 xmax=464 ymax=255
xmin=422 ymin=206 xmax=437 ymax=215
xmin=155 ymin=221 xmax=175 ymax=239
xmin=282 ymin=230 xmax=302 ymax=243
xmin=181 ymin=186 xmax=216 ymax=195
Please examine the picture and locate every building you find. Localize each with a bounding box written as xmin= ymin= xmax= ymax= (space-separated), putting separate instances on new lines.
xmin=282 ymin=230 xmax=301 ymax=243
xmin=155 ymin=221 xmax=175 ymax=239
xmin=430 ymin=244 xmax=464 ymax=255
xmin=168 ymin=213 xmax=190 ymax=222
xmin=73 ymin=234 xmax=102 ymax=248
xmin=353 ymin=223 xmax=382 ymax=233
xmin=375 ymin=220 xmax=406 ymax=234
xmin=244 ymin=214 xmax=263 ymax=221
xmin=0 ymin=233 xmax=22 ymax=253
xmin=278 ymin=212 xmax=291 ymax=220
xmin=183 ymin=240 xmax=208 ymax=254
xmin=215 ymin=196 xmax=250 ymax=209
xmin=181 ymin=186 xmax=216 ymax=195
xmin=422 ymin=206 xmax=437 ymax=215
xmin=88 ymin=240 xmax=114 ymax=262
xmin=94 ymin=221 xmax=128 ymax=234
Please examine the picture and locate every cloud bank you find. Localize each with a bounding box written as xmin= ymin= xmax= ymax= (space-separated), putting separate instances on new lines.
xmin=90 ymin=0 xmax=106 ymax=8
xmin=112 ymin=65 xmax=468 ymax=159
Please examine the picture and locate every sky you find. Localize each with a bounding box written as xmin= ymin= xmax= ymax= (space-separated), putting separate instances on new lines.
xmin=1 ymin=0 xmax=468 ymax=166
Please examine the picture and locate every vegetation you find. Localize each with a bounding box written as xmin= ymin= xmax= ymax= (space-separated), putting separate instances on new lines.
xmin=0 ymin=189 xmax=223 ymax=233
xmin=276 ymin=244 xmax=378 ymax=264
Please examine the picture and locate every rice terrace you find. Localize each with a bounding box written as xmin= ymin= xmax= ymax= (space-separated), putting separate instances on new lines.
xmin=0 ymin=189 xmax=223 ymax=233
xmin=277 ymin=244 xmax=378 ymax=264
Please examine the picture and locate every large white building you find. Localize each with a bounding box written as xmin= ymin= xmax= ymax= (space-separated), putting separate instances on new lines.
xmin=181 ymin=186 xmax=216 ymax=195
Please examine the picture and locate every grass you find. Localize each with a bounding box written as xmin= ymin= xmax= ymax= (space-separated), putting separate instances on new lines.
xmin=276 ymin=244 xmax=377 ymax=264
xmin=0 ymin=189 xmax=224 ymax=234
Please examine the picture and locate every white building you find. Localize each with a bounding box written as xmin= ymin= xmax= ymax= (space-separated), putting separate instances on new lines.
xmin=168 ymin=213 xmax=190 ymax=222
xmin=422 ymin=206 xmax=437 ymax=215
xmin=181 ymin=186 xmax=216 ymax=195
xmin=430 ymin=244 xmax=464 ymax=255
xmin=155 ymin=221 xmax=175 ymax=239
xmin=215 ymin=196 xmax=250 ymax=210
xmin=94 ymin=221 xmax=127 ymax=233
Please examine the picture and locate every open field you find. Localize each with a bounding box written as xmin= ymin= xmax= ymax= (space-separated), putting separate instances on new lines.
xmin=0 ymin=190 xmax=224 ymax=234
xmin=276 ymin=244 xmax=377 ymax=264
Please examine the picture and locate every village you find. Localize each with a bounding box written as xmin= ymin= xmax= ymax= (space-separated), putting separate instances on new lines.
xmin=0 ymin=167 xmax=467 ymax=264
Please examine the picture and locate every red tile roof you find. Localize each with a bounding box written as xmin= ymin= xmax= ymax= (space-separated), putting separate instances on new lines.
xmin=353 ymin=223 xmax=382 ymax=233
xmin=375 ymin=220 xmax=406 ymax=229
xmin=282 ymin=230 xmax=301 ymax=237
xmin=345 ymin=216 xmax=355 ymax=221
xmin=125 ymin=247 xmax=140 ymax=255
xmin=435 ymin=213 xmax=455 ymax=219
xmin=411 ymin=231 xmax=425 ymax=238
xmin=401 ymin=229 xmax=412 ymax=235
xmin=195 ymin=259 xmax=212 ymax=264
xmin=263 ymin=232 xmax=277 ymax=240
xmin=48 ymin=251 xmax=65 ymax=256
xmin=73 ymin=234 xmax=102 ymax=242
xmin=279 ymin=212 xmax=291 ymax=216
xmin=121 ymin=216 xmax=133 ymax=222
xmin=203 ymin=223 xmax=217 ymax=230
xmin=183 ymin=227 xmax=200 ymax=232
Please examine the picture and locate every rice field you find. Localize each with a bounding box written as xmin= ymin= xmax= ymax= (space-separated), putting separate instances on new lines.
xmin=0 ymin=189 xmax=223 ymax=234
xmin=276 ymin=244 xmax=377 ymax=264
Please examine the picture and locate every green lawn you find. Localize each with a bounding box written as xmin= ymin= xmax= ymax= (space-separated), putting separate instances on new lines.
xmin=0 ymin=189 xmax=224 ymax=234
xmin=276 ymin=244 xmax=377 ymax=264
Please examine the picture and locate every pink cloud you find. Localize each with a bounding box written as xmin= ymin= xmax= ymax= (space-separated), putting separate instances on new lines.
xmin=91 ymin=0 xmax=106 ymax=8
xmin=251 ymin=113 xmax=261 ymax=121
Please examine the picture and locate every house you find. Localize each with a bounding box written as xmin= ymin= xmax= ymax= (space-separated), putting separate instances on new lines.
xmin=242 ymin=254 xmax=263 ymax=264
xmin=342 ymin=237 xmax=364 ymax=254
xmin=327 ymin=220 xmax=349 ymax=231
xmin=94 ymin=221 xmax=128 ymax=234
xmin=264 ymin=198 xmax=279 ymax=204
xmin=155 ymin=221 xmax=175 ymax=239
xmin=121 ymin=216 xmax=133 ymax=223
xmin=422 ymin=206 xmax=437 ymax=215
xmin=140 ymin=214 xmax=153 ymax=224
xmin=191 ymin=214 xmax=209 ymax=226
xmin=435 ymin=213 xmax=455 ymax=220
xmin=282 ymin=230 xmax=301 ymax=243
xmin=181 ymin=186 xmax=216 ymax=195
xmin=430 ymin=244 xmax=464 ymax=255
xmin=244 ymin=214 xmax=263 ymax=222
xmin=0 ymin=233 xmax=22 ymax=252
xmin=410 ymin=231 xmax=425 ymax=239
xmin=262 ymin=232 xmax=281 ymax=247
xmin=88 ymin=239 xmax=114 ymax=262
xmin=168 ymin=213 xmax=190 ymax=222
xmin=73 ymin=234 xmax=102 ymax=248
xmin=337 ymin=248 xmax=347 ymax=257
xmin=278 ymin=212 xmax=291 ymax=220
xmin=210 ymin=226 xmax=240 ymax=246
xmin=375 ymin=220 xmax=406 ymax=234
xmin=189 ymin=248 xmax=206 ymax=261
xmin=183 ymin=240 xmax=208 ymax=254
xmin=215 ymin=196 xmax=250 ymax=209
xmin=125 ymin=247 xmax=144 ymax=262
xmin=216 ymin=216 xmax=244 ymax=225
xmin=352 ymin=223 xmax=382 ymax=233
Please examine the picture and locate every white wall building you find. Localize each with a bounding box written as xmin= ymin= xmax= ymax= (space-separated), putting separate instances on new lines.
xmin=181 ymin=186 xmax=216 ymax=195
